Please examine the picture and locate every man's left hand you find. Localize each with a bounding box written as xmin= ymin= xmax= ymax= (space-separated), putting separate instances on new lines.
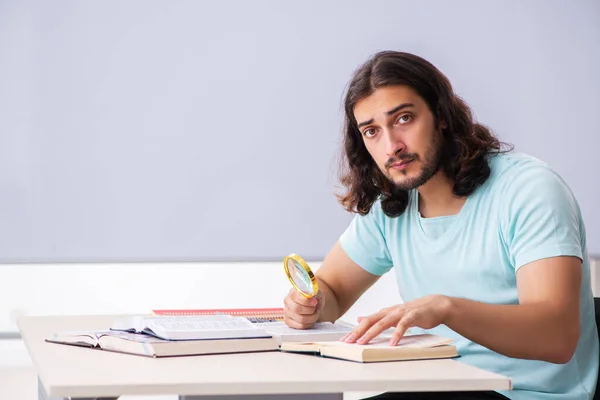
xmin=340 ymin=294 xmax=452 ymax=346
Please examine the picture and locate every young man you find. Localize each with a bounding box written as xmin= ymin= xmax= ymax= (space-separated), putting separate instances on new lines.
xmin=283 ymin=51 xmax=598 ymax=400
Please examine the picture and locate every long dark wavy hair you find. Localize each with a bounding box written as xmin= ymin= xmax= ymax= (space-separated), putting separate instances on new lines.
xmin=337 ymin=51 xmax=511 ymax=217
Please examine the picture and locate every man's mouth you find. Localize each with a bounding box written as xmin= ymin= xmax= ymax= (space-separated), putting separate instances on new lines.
xmin=389 ymin=159 xmax=413 ymax=170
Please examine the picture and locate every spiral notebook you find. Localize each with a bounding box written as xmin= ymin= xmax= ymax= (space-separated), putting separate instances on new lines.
xmin=152 ymin=308 xmax=285 ymax=322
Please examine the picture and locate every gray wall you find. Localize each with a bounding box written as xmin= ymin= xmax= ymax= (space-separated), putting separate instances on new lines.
xmin=0 ymin=0 xmax=598 ymax=263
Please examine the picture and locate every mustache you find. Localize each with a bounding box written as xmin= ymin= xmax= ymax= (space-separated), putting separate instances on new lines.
xmin=385 ymin=153 xmax=419 ymax=169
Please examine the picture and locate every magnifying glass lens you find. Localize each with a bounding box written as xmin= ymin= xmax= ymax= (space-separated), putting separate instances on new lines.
xmin=287 ymin=258 xmax=313 ymax=294
xmin=283 ymin=254 xmax=318 ymax=298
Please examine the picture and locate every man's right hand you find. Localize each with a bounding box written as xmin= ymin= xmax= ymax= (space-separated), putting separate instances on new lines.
xmin=283 ymin=288 xmax=325 ymax=329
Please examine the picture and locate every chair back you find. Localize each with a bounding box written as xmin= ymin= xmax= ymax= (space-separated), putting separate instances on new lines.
xmin=593 ymin=298 xmax=600 ymax=399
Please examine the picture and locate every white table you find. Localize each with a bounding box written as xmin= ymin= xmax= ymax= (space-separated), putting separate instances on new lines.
xmin=18 ymin=315 xmax=511 ymax=400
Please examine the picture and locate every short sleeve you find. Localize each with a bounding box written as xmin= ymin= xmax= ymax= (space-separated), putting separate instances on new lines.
xmin=339 ymin=203 xmax=393 ymax=276
xmin=501 ymin=164 xmax=583 ymax=271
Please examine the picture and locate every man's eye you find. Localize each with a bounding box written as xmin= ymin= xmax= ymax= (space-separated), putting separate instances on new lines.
xmin=397 ymin=114 xmax=412 ymax=124
xmin=363 ymin=128 xmax=376 ymax=138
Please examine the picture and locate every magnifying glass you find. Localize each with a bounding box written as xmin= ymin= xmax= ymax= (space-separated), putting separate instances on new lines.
xmin=283 ymin=253 xmax=319 ymax=298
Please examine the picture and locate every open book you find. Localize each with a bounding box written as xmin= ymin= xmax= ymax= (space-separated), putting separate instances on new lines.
xmin=111 ymin=315 xmax=354 ymax=344
xmin=47 ymin=315 xmax=357 ymax=358
xmin=109 ymin=315 xmax=272 ymax=341
xmin=46 ymin=329 xmax=278 ymax=358
xmin=257 ymin=320 xmax=354 ymax=344
xmin=280 ymin=334 xmax=458 ymax=363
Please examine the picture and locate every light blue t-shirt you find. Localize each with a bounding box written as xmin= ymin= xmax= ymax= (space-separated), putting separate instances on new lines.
xmin=339 ymin=152 xmax=598 ymax=400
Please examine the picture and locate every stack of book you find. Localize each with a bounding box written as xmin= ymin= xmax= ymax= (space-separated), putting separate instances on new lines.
xmin=46 ymin=307 xmax=457 ymax=362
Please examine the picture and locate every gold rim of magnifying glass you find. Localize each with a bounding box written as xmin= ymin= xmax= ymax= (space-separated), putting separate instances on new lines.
xmin=283 ymin=253 xmax=319 ymax=298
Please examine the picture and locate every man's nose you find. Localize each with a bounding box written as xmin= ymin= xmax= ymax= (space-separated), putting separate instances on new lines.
xmin=384 ymin=130 xmax=404 ymax=157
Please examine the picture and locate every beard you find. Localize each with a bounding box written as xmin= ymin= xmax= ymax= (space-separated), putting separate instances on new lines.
xmin=384 ymin=133 xmax=443 ymax=191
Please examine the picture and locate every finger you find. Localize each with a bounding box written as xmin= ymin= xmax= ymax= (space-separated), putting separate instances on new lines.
xmin=314 ymin=291 xmax=325 ymax=312
xmin=356 ymin=314 xmax=397 ymax=344
xmin=340 ymin=315 xmax=366 ymax=341
xmin=284 ymin=314 xmax=315 ymax=330
xmin=340 ymin=330 xmax=354 ymax=341
xmin=287 ymin=308 xmax=320 ymax=326
xmin=344 ymin=312 xmax=386 ymax=343
xmin=283 ymin=292 xmax=320 ymax=326
xmin=298 ymin=289 xmax=319 ymax=303
xmin=284 ymin=292 xmax=317 ymax=315
xmin=390 ymin=310 xmax=417 ymax=346
xmin=283 ymin=306 xmax=319 ymax=327
xmin=292 ymin=290 xmax=319 ymax=308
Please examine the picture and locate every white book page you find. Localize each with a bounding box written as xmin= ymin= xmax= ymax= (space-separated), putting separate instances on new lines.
xmin=261 ymin=321 xmax=353 ymax=335
xmin=317 ymin=334 xmax=452 ymax=348
xmin=147 ymin=317 xmax=261 ymax=332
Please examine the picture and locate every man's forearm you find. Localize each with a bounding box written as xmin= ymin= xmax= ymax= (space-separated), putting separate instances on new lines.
xmin=315 ymin=277 xmax=342 ymax=323
xmin=445 ymin=297 xmax=579 ymax=364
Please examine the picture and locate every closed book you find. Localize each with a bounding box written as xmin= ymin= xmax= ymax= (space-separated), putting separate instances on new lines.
xmin=46 ymin=330 xmax=279 ymax=358
xmin=280 ymin=333 xmax=458 ymax=363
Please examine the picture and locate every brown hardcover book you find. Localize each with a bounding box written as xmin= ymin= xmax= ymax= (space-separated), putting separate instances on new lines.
xmin=46 ymin=329 xmax=279 ymax=358
xmin=280 ymin=333 xmax=458 ymax=363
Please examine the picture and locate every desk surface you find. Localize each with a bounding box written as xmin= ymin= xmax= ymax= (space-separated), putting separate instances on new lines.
xmin=18 ymin=315 xmax=511 ymax=399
